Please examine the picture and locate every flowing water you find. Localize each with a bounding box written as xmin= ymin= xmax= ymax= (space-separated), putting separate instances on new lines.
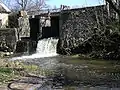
xmin=12 ymin=38 xmax=58 ymax=60
xmin=11 ymin=38 xmax=120 ymax=90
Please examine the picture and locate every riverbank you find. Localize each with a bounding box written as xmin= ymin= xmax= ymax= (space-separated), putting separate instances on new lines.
xmin=1 ymin=54 xmax=120 ymax=89
xmin=0 ymin=57 xmax=41 ymax=89
xmin=18 ymin=55 xmax=120 ymax=89
xmin=57 ymin=21 xmax=120 ymax=60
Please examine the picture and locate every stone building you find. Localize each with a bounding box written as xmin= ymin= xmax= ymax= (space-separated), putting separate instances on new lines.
xmin=0 ymin=2 xmax=11 ymax=28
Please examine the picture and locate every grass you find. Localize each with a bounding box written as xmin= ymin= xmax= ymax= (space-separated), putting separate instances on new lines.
xmin=0 ymin=67 xmax=15 ymax=85
xmin=64 ymin=86 xmax=76 ymax=90
xmin=0 ymin=58 xmax=55 ymax=86
xmin=0 ymin=59 xmax=40 ymax=86
xmin=0 ymin=67 xmax=12 ymax=74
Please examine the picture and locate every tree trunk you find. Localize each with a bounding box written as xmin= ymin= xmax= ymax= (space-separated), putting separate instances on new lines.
xmin=106 ymin=0 xmax=120 ymax=15
xmin=106 ymin=0 xmax=120 ymax=30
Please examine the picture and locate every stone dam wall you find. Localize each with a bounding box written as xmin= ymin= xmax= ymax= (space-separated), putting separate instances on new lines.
xmin=0 ymin=28 xmax=17 ymax=52
xmin=57 ymin=5 xmax=109 ymax=55
xmin=0 ymin=5 xmax=117 ymax=58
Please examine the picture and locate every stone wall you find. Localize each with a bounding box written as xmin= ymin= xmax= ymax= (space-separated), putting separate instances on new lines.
xmin=18 ymin=17 xmax=30 ymax=38
xmin=8 ymin=12 xmax=19 ymax=28
xmin=0 ymin=13 xmax=9 ymax=28
xmin=57 ymin=5 xmax=108 ymax=55
xmin=8 ymin=12 xmax=30 ymax=40
xmin=15 ymin=39 xmax=37 ymax=54
xmin=0 ymin=28 xmax=17 ymax=52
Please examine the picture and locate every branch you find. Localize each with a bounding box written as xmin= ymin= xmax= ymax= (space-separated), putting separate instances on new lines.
xmin=16 ymin=0 xmax=23 ymax=7
xmin=106 ymin=0 xmax=120 ymax=15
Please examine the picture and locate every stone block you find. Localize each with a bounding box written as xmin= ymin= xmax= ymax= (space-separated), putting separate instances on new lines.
xmin=15 ymin=39 xmax=37 ymax=54
xmin=0 ymin=28 xmax=17 ymax=52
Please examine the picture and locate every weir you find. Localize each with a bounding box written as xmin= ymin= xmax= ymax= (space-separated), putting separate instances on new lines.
xmin=12 ymin=38 xmax=58 ymax=60
xmin=36 ymin=38 xmax=58 ymax=55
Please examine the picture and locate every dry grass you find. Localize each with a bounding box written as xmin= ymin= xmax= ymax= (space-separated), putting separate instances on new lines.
xmin=0 ymin=58 xmax=39 ymax=86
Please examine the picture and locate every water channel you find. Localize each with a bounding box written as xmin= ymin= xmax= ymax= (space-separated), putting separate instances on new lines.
xmin=11 ymin=38 xmax=120 ymax=90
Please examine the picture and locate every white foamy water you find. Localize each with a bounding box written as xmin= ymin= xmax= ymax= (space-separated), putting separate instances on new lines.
xmin=12 ymin=38 xmax=58 ymax=60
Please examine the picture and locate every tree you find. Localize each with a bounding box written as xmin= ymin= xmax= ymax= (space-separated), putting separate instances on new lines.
xmin=15 ymin=0 xmax=29 ymax=10
xmin=13 ymin=0 xmax=48 ymax=11
xmin=106 ymin=0 xmax=120 ymax=30
xmin=106 ymin=0 xmax=120 ymax=15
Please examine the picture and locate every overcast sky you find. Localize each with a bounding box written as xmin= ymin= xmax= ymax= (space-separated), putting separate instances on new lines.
xmin=47 ymin=0 xmax=104 ymax=8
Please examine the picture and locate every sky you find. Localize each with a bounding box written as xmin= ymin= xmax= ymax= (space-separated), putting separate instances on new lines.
xmin=1 ymin=0 xmax=105 ymax=10
xmin=47 ymin=0 xmax=104 ymax=8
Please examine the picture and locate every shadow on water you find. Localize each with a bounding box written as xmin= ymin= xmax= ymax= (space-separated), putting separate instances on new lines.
xmin=23 ymin=55 xmax=120 ymax=90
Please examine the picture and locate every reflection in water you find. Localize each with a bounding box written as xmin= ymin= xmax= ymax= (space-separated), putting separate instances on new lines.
xmin=23 ymin=56 xmax=120 ymax=90
xmin=11 ymin=38 xmax=120 ymax=89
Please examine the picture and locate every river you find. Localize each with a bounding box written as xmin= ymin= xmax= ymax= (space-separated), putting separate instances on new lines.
xmin=11 ymin=38 xmax=120 ymax=90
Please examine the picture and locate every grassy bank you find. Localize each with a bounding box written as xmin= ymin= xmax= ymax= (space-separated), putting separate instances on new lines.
xmin=0 ymin=58 xmax=39 ymax=86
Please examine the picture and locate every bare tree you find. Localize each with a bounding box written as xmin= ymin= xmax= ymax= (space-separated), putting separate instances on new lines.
xmin=14 ymin=0 xmax=48 ymax=11
xmin=106 ymin=0 xmax=120 ymax=21
xmin=34 ymin=0 xmax=48 ymax=9
xmin=106 ymin=0 xmax=120 ymax=15
xmin=15 ymin=0 xmax=29 ymax=10
xmin=105 ymin=0 xmax=120 ymax=30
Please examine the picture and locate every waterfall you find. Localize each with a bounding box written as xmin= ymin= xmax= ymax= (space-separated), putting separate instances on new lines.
xmin=12 ymin=38 xmax=58 ymax=60
xmin=36 ymin=38 xmax=58 ymax=55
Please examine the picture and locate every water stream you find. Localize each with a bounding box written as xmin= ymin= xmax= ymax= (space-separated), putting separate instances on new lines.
xmin=11 ymin=38 xmax=120 ymax=90
xmin=12 ymin=38 xmax=58 ymax=60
